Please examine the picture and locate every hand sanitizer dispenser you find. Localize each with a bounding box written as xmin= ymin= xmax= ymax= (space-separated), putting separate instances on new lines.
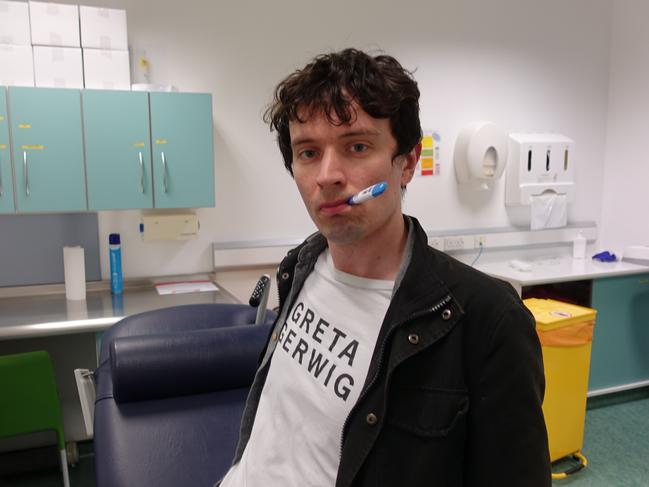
xmin=505 ymin=133 xmax=575 ymax=229
xmin=505 ymin=133 xmax=575 ymax=206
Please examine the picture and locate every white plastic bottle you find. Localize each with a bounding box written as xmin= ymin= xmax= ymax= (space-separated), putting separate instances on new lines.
xmin=573 ymin=232 xmax=586 ymax=259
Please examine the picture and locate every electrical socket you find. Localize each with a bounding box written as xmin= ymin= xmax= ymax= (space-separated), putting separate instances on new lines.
xmin=428 ymin=237 xmax=444 ymax=251
xmin=475 ymin=235 xmax=487 ymax=247
xmin=444 ymin=235 xmax=474 ymax=251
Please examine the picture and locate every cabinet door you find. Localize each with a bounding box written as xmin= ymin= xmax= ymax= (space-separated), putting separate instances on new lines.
xmin=9 ymin=87 xmax=86 ymax=212
xmin=149 ymin=92 xmax=214 ymax=209
xmin=589 ymin=273 xmax=649 ymax=391
xmin=83 ymin=90 xmax=153 ymax=210
xmin=0 ymin=87 xmax=15 ymax=213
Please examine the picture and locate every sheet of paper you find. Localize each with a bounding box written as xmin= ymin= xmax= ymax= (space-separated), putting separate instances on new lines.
xmin=155 ymin=280 xmax=219 ymax=295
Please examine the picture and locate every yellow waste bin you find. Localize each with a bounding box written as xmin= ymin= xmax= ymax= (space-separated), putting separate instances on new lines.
xmin=523 ymin=298 xmax=597 ymax=463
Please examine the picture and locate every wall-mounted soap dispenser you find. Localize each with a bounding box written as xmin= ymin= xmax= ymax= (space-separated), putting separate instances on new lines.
xmin=505 ymin=133 xmax=575 ymax=206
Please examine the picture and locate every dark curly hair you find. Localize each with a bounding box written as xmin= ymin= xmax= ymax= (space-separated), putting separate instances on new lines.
xmin=264 ymin=48 xmax=422 ymax=176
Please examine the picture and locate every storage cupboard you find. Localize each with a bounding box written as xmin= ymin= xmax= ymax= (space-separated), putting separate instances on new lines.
xmin=150 ymin=92 xmax=214 ymax=209
xmin=589 ymin=273 xmax=649 ymax=392
xmin=9 ymin=87 xmax=86 ymax=212
xmin=83 ymin=90 xmax=153 ymax=210
xmin=0 ymin=88 xmax=13 ymax=213
xmin=0 ymin=86 xmax=215 ymax=212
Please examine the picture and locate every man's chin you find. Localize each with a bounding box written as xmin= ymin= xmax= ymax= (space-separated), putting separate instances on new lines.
xmin=317 ymin=222 xmax=365 ymax=245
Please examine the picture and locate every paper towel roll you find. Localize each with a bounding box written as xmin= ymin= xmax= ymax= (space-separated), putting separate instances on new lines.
xmin=66 ymin=299 xmax=88 ymax=320
xmin=530 ymin=192 xmax=567 ymax=230
xmin=454 ymin=121 xmax=508 ymax=189
xmin=63 ymin=246 xmax=86 ymax=301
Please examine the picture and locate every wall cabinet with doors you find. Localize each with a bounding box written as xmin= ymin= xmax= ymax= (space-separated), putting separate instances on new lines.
xmin=0 ymin=88 xmax=14 ymax=213
xmin=0 ymin=86 xmax=214 ymax=213
xmin=83 ymin=90 xmax=153 ymax=210
xmin=8 ymin=87 xmax=87 ymax=213
xmin=149 ymin=92 xmax=214 ymax=209
xmin=83 ymin=90 xmax=214 ymax=210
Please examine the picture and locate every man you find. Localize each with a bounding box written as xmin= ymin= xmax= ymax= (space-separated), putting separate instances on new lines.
xmin=219 ymin=48 xmax=550 ymax=487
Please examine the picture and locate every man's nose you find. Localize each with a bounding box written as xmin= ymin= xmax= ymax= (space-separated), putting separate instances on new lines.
xmin=316 ymin=148 xmax=346 ymax=187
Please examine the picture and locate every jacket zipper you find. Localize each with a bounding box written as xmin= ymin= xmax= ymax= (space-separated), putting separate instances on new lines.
xmin=338 ymin=293 xmax=453 ymax=458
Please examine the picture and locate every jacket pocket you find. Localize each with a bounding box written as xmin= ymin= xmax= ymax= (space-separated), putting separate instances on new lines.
xmin=388 ymin=386 xmax=469 ymax=437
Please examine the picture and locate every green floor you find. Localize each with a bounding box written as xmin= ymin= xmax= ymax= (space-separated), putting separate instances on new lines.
xmin=551 ymin=389 xmax=649 ymax=486
xmin=2 ymin=390 xmax=648 ymax=486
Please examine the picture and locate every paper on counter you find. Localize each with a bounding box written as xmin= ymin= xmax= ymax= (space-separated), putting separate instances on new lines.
xmin=155 ymin=280 xmax=219 ymax=295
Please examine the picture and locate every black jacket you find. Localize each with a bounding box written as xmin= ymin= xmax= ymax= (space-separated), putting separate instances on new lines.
xmin=233 ymin=216 xmax=551 ymax=487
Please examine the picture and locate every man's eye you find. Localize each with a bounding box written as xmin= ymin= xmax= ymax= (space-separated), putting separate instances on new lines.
xmin=350 ymin=143 xmax=368 ymax=153
xmin=299 ymin=149 xmax=317 ymax=160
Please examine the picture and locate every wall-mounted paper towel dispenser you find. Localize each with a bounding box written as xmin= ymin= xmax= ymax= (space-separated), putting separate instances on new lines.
xmin=140 ymin=212 xmax=199 ymax=241
xmin=505 ymin=133 xmax=574 ymax=206
xmin=454 ymin=121 xmax=508 ymax=190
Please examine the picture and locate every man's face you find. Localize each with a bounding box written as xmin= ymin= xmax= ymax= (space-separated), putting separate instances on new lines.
xmin=289 ymin=104 xmax=418 ymax=246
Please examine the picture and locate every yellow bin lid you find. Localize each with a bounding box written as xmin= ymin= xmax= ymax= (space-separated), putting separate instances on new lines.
xmin=524 ymin=298 xmax=597 ymax=330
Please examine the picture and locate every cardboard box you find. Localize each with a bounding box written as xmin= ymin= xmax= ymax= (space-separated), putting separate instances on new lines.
xmin=0 ymin=1 xmax=31 ymax=45
xmin=33 ymin=46 xmax=83 ymax=88
xmin=83 ymin=48 xmax=130 ymax=90
xmin=29 ymin=1 xmax=80 ymax=47
xmin=0 ymin=44 xmax=34 ymax=86
xmin=79 ymin=5 xmax=127 ymax=50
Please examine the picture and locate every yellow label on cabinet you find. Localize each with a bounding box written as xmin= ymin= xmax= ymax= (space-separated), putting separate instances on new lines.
xmin=18 ymin=124 xmax=31 ymax=129
xmin=0 ymin=116 xmax=4 ymax=121
xmin=155 ymin=139 xmax=167 ymax=145
xmin=21 ymin=145 xmax=45 ymax=150
xmin=0 ymin=144 xmax=6 ymax=149
xmin=134 ymin=142 xmax=145 ymax=148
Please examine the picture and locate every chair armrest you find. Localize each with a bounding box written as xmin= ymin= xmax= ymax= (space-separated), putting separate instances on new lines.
xmin=110 ymin=324 xmax=270 ymax=403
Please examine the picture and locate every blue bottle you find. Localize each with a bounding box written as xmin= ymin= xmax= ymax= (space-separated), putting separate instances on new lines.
xmin=109 ymin=233 xmax=123 ymax=295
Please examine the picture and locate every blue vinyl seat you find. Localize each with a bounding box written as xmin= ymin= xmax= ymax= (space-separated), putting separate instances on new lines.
xmin=93 ymin=304 xmax=275 ymax=487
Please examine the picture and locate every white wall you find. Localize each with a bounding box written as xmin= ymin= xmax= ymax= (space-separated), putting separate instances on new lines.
xmin=599 ymin=0 xmax=649 ymax=254
xmin=65 ymin=0 xmax=613 ymax=287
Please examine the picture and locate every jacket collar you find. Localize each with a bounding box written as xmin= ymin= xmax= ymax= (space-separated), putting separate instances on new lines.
xmin=280 ymin=215 xmax=460 ymax=319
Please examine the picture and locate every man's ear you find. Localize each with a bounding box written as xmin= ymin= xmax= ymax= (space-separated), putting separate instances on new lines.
xmin=400 ymin=142 xmax=421 ymax=187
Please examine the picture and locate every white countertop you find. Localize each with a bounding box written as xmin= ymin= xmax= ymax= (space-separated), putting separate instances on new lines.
xmin=476 ymin=256 xmax=649 ymax=287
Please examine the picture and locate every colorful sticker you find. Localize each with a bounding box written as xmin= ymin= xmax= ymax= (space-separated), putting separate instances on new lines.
xmin=416 ymin=130 xmax=441 ymax=177
xmin=18 ymin=124 xmax=31 ymax=129
xmin=21 ymin=145 xmax=45 ymax=150
xmin=155 ymin=139 xmax=167 ymax=145
xmin=134 ymin=142 xmax=145 ymax=148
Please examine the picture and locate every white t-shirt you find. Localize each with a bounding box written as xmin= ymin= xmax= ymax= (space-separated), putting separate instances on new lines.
xmin=220 ymin=249 xmax=393 ymax=487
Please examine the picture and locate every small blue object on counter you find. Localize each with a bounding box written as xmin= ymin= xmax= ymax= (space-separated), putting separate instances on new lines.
xmin=592 ymin=251 xmax=617 ymax=262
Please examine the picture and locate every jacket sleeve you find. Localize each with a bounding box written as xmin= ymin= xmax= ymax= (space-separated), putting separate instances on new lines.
xmin=465 ymin=297 xmax=552 ymax=486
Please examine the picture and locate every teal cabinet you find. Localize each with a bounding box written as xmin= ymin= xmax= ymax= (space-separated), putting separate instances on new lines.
xmin=589 ymin=273 xmax=649 ymax=392
xmin=0 ymin=88 xmax=15 ymax=213
xmin=150 ymin=93 xmax=214 ymax=209
xmin=83 ymin=90 xmax=153 ymax=210
xmin=8 ymin=87 xmax=86 ymax=212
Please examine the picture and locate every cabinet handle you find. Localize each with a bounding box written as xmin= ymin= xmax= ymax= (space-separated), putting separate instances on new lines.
xmin=23 ymin=151 xmax=30 ymax=197
xmin=161 ymin=151 xmax=168 ymax=193
xmin=0 ymin=157 xmax=4 ymax=197
xmin=138 ymin=151 xmax=145 ymax=194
